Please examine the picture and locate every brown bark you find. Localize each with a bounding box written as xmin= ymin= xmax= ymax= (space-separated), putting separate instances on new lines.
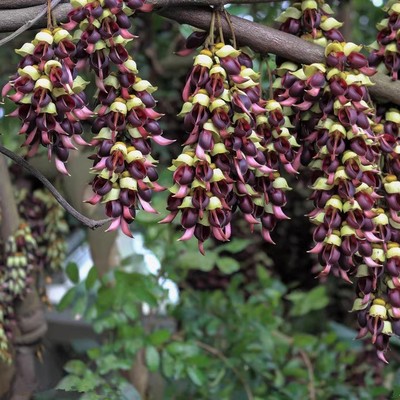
xmin=0 ymin=156 xmax=48 ymax=400
xmin=0 ymin=3 xmax=399 ymax=105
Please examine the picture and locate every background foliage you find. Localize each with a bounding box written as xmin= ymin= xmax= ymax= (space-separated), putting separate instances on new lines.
xmin=1 ymin=0 xmax=400 ymax=399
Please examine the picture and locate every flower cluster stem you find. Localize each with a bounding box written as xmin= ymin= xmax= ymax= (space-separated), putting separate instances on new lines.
xmin=0 ymin=145 xmax=112 ymax=230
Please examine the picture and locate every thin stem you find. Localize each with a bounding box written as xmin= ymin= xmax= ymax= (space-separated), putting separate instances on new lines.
xmin=0 ymin=0 xmax=62 ymax=47
xmin=47 ymin=0 xmax=52 ymax=29
xmin=223 ymin=9 xmax=236 ymax=48
xmin=0 ymin=145 xmax=112 ymax=230
xmin=265 ymin=55 xmax=273 ymax=99
xmin=195 ymin=340 xmax=254 ymax=400
xmin=209 ymin=10 xmax=216 ymax=47
xmin=299 ymin=350 xmax=317 ymax=400
xmin=216 ymin=10 xmax=225 ymax=43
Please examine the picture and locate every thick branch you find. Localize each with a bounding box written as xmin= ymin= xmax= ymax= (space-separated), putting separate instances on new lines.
xmin=0 ymin=0 xmax=63 ymax=48
xmin=0 ymin=156 xmax=19 ymax=239
xmin=0 ymin=2 xmax=399 ymax=104
xmin=0 ymin=0 xmax=52 ymax=8
xmin=0 ymin=145 xmax=112 ymax=230
xmin=158 ymin=6 xmax=400 ymax=104
xmin=152 ymin=0 xmax=276 ymax=6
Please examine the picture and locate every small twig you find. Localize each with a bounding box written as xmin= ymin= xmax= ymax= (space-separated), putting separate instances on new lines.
xmin=265 ymin=55 xmax=273 ymax=99
xmin=0 ymin=145 xmax=112 ymax=230
xmin=223 ymin=9 xmax=236 ymax=48
xmin=0 ymin=0 xmax=62 ymax=48
xmin=195 ymin=340 xmax=254 ymax=400
xmin=47 ymin=0 xmax=53 ymax=30
xmin=299 ymin=349 xmax=317 ymax=400
xmin=271 ymin=331 xmax=316 ymax=400
xmin=216 ymin=11 xmax=225 ymax=43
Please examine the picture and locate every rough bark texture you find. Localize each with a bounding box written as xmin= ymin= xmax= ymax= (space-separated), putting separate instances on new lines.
xmin=0 ymin=2 xmax=399 ymax=104
xmin=0 ymin=156 xmax=48 ymax=400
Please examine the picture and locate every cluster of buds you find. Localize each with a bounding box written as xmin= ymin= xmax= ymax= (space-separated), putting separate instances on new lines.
xmin=0 ymin=224 xmax=38 ymax=363
xmin=274 ymin=0 xmax=341 ymax=169
xmin=16 ymin=188 xmax=69 ymax=272
xmin=368 ymin=0 xmax=400 ymax=80
xmin=0 ymin=310 xmax=10 ymax=363
xmin=64 ymin=0 xmax=151 ymax=68
xmin=276 ymin=0 xmax=344 ymax=46
xmin=306 ymin=42 xmax=379 ymax=280
xmin=274 ymin=0 xmax=400 ymax=360
xmin=163 ymin=39 xmax=293 ymax=252
xmin=65 ymin=0 xmax=168 ymax=236
xmin=1 ymin=224 xmax=37 ymax=299
xmin=2 ymin=28 xmax=92 ymax=174
xmin=273 ymin=62 xmax=326 ymax=167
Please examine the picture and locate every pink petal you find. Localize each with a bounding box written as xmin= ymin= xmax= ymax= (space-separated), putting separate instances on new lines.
xmin=262 ymin=228 xmax=275 ymax=244
xmin=55 ymin=158 xmax=70 ymax=176
xmin=178 ymin=226 xmax=195 ymax=241
xmin=139 ymin=198 xmax=157 ymax=213
xmin=152 ymin=135 xmax=175 ymax=146
xmin=273 ymin=205 xmax=289 ymax=220
xmin=308 ymin=242 xmax=324 ymax=254
xmin=159 ymin=212 xmax=178 ymax=224
xmin=105 ymin=217 xmax=121 ymax=232
xmin=85 ymin=193 xmax=102 ymax=205
xmin=120 ymin=218 xmax=134 ymax=238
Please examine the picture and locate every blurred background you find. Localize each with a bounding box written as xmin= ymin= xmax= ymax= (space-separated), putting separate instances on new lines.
xmin=0 ymin=1 xmax=399 ymax=399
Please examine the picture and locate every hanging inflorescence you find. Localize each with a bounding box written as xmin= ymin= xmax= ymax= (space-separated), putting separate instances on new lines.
xmin=0 ymin=224 xmax=38 ymax=363
xmin=3 ymin=0 xmax=400 ymax=364
xmin=64 ymin=0 xmax=170 ymax=236
xmin=275 ymin=0 xmax=400 ymax=362
xmin=162 ymin=12 xmax=295 ymax=253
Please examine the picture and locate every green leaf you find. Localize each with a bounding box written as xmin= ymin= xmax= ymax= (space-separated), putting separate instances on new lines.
xmin=217 ymin=239 xmax=251 ymax=254
xmin=64 ymin=359 xmax=86 ymax=376
xmin=187 ymin=366 xmax=205 ymax=386
xmin=56 ymin=375 xmax=82 ymax=392
xmin=66 ymin=262 xmax=80 ymax=284
xmin=80 ymin=393 xmax=102 ymax=400
xmin=216 ymin=257 xmax=240 ymax=274
xmin=148 ymin=329 xmax=171 ymax=346
xmin=145 ymin=346 xmax=160 ymax=372
xmin=120 ymin=383 xmax=141 ymax=400
xmin=287 ymin=286 xmax=329 ymax=317
xmin=122 ymin=303 xmax=139 ymax=320
xmin=179 ymin=251 xmax=216 ymax=271
xmin=57 ymin=287 xmax=77 ymax=311
xmin=293 ymin=333 xmax=318 ymax=349
xmin=85 ymin=266 xmax=98 ymax=290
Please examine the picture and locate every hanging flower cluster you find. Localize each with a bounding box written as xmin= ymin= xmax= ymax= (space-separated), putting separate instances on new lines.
xmin=2 ymin=28 xmax=92 ymax=174
xmin=342 ymin=0 xmax=400 ymax=362
xmin=0 ymin=224 xmax=38 ymax=363
xmin=16 ymin=188 xmax=69 ymax=272
xmin=65 ymin=0 xmax=168 ymax=236
xmin=162 ymin=28 xmax=293 ymax=252
xmin=273 ymin=0 xmax=400 ymax=361
xmin=368 ymin=0 xmax=400 ymax=80
xmin=277 ymin=0 xmax=344 ymax=46
xmin=274 ymin=0 xmax=347 ymax=168
xmin=305 ymin=42 xmax=379 ymax=281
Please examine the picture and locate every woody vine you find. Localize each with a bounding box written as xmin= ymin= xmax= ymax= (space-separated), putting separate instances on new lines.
xmin=1 ymin=0 xmax=400 ymax=378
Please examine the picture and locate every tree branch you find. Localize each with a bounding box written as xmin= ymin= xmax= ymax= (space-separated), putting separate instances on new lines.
xmin=0 ymin=0 xmax=54 ymax=9
xmin=195 ymin=340 xmax=254 ymax=400
xmin=0 ymin=0 xmax=63 ymax=48
xmin=0 ymin=145 xmax=112 ymax=230
xmin=0 ymin=155 xmax=19 ymax=239
xmin=158 ymin=6 xmax=400 ymax=104
xmin=152 ymin=0 xmax=277 ymax=6
xmin=0 ymin=2 xmax=399 ymax=104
